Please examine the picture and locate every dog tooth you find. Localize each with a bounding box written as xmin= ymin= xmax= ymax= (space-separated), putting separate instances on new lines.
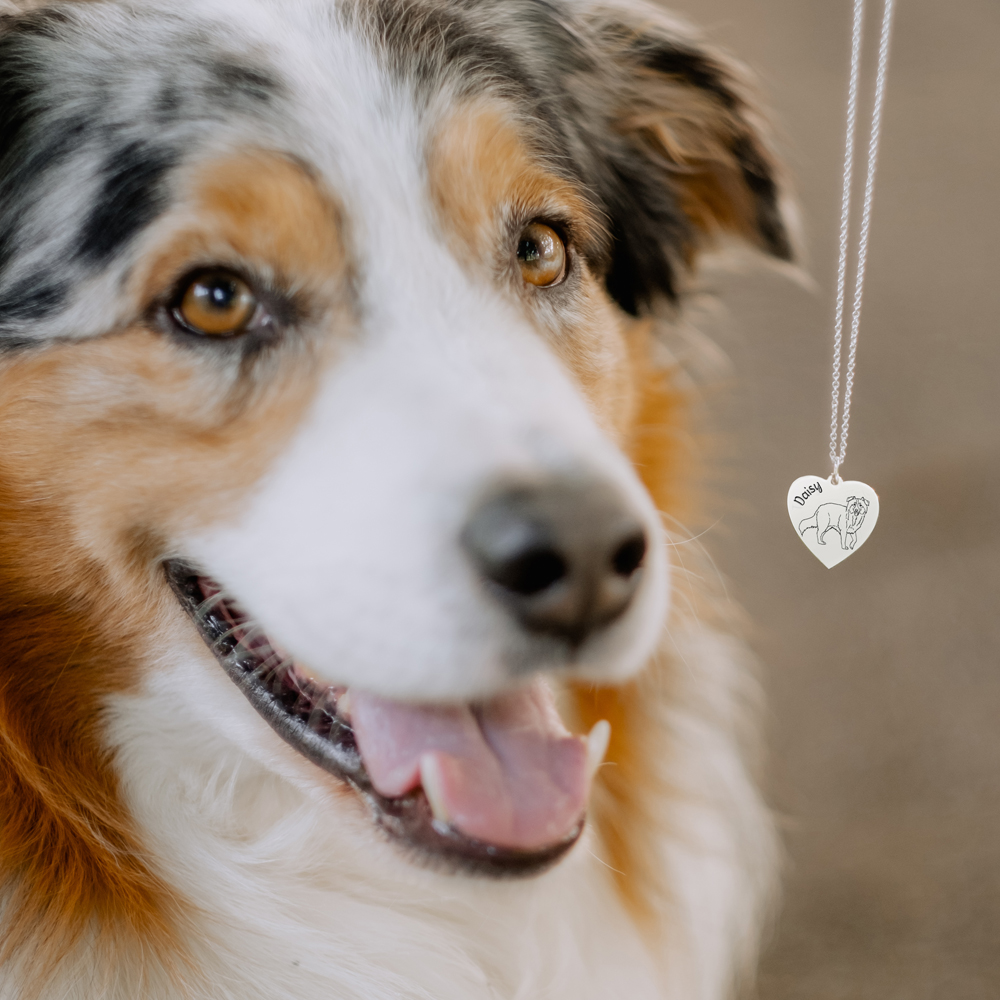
xmin=419 ymin=755 xmax=451 ymax=825
xmin=335 ymin=690 xmax=353 ymax=722
xmin=585 ymin=720 xmax=611 ymax=781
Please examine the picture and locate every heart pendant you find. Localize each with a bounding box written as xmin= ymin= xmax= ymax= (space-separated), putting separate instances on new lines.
xmin=787 ymin=476 xmax=879 ymax=568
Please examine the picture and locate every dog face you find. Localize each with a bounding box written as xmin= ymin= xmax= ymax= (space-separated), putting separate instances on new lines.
xmin=0 ymin=0 xmax=789 ymax=926
xmin=846 ymin=496 xmax=870 ymax=529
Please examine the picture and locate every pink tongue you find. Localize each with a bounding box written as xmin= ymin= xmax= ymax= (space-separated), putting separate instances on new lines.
xmin=348 ymin=681 xmax=588 ymax=851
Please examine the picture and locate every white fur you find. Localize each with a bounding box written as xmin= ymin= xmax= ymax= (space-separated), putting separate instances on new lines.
xmin=106 ymin=641 xmax=663 ymax=1000
xmin=89 ymin=590 xmax=774 ymax=1000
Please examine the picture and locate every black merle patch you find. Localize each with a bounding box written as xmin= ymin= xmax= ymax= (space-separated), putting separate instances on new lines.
xmin=367 ymin=0 xmax=530 ymax=95
xmin=0 ymin=277 xmax=68 ymax=323
xmin=635 ymin=42 xmax=739 ymax=111
xmin=0 ymin=24 xmax=53 ymax=279
xmin=207 ymin=59 xmax=282 ymax=107
xmin=0 ymin=14 xmax=89 ymax=183
xmin=0 ymin=6 xmax=72 ymax=41
xmin=0 ymin=5 xmax=290 ymax=345
xmin=154 ymin=81 xmax=183 ymax=124
xmin=0 ymin=109 xmax=93 ymax=274
xmin=0 ymin=12 xmax=109 ymax=320
xmin=76 ymin=141 xmax=180 ymax=266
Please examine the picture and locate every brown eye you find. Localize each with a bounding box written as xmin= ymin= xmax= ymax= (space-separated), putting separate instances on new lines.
xmin=175 ymin=271 xmax=258 ymax=336
xmin=516 ymin=222 xmax=566 ymax=287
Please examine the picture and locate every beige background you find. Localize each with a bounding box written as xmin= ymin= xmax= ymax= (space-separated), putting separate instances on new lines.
xmin=661 ymin=0 xmax=1000 ymax=996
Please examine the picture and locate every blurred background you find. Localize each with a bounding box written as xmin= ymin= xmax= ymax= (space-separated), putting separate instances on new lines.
xmin=661 ymin=0 xmax=1000 ymax=996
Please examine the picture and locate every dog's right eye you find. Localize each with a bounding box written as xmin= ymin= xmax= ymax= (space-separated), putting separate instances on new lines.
xmin=173 ymin=271 xmax=259 ymax=337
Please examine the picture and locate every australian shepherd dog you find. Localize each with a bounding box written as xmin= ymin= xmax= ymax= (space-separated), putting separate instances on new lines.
xmin=0 ymin=0 xmax=792 ymax=996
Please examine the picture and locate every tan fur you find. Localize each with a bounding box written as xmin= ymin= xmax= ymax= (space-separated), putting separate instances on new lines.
xmin=133 ymin=152 xmax=347 ymax=313
xmin=0 ymin=518 xmax=182 ymax=997
xmin=0 ymin=153 xmax=348 ymax=990
xmin=428 ymin=101 xmax=603 ymax=268
xmin=570 ymin=319 xmax=698 ymax=926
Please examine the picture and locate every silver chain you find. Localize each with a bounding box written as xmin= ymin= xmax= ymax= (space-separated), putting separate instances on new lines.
xmin=829 ymin=0 xmax=896 ymax=484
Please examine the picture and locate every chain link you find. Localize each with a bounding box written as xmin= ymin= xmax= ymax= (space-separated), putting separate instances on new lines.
xmin=829 ymin=0 xmax=896 ymax=484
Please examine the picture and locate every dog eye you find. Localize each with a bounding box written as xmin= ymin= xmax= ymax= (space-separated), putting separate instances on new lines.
xmin=174 ymin=271 xmax=259 ymax=336
xmin=516 ymin=222 xmax=566 ymax=287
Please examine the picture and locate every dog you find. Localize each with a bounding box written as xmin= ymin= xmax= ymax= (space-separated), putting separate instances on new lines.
xmin=0 ymin=1 xmax=792 ymax=997
xmin=799 ymin=497 xmax=870 ymax=550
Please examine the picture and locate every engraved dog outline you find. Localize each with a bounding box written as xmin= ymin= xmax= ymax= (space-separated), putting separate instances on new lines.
xmin=798 ymin=496 xmax=870 ymax=551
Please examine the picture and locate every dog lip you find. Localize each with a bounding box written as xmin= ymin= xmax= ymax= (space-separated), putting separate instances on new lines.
xmin=164 ymin=559 xmax=583 ymax=877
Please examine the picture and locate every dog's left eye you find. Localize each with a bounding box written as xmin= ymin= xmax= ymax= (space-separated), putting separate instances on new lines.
xmin=173 ymin=271 xmax=259 ymax=337
xmin=516 ymin=223 xmax=566 ymax=287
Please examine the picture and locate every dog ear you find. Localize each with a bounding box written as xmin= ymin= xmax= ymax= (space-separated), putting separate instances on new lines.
xmin=571 ymin=2 xmax=793 ymax=314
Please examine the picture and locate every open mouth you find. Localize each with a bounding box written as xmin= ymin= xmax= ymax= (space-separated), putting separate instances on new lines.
xmin=166 ymin=560 xmax=608 ymax=877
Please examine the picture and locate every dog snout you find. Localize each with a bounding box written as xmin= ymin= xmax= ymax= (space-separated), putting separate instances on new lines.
xmin=462 ymin=477 xmax=648 ymax=648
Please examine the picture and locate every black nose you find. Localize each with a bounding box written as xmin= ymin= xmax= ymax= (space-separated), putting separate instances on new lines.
xmin=462 ymin=478 xmax=649 ymax=647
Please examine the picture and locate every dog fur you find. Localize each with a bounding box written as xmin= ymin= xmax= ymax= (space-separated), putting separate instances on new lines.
xmin=0 ymin=1 xmax=791 ymax=997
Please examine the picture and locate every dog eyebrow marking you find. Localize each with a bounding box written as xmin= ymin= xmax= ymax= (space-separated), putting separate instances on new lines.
xmin=77 ymin=141 xmax=180 ymax=266
xmin=131 ymin=150 xmax=345 ymax=322
xmin=427 ymin=101 xmax=605 ymax=271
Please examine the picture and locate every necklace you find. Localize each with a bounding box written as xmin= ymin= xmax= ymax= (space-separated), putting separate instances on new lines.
xmin=788 ymin=0 xmax=896 ymax=568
